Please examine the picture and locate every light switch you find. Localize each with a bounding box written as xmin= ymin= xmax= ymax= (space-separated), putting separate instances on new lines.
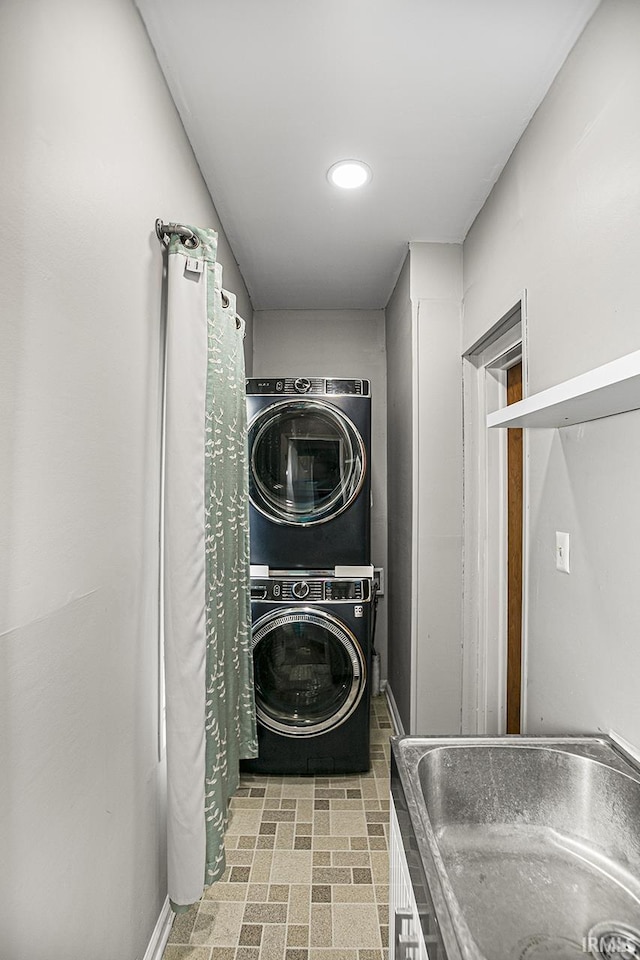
xmin=556 ymin=531 xmax=570 ymax=573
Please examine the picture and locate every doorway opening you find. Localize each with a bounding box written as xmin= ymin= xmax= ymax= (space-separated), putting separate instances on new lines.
xmin=461 ymin=296 xmax=528 ymax=735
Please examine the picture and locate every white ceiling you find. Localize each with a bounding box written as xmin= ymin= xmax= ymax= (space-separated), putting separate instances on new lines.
xmin=137 ymin=0 xmax=599 ymax=310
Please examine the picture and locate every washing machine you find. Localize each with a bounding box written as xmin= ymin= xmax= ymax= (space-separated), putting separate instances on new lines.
xmin=242 ymin=572 xmax=373 ymax=775
xmin=246 ymin=377 xmax=371 ymax=568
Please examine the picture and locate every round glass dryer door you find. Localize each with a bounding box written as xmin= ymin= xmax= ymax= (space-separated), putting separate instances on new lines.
xmin=248 ymin=400 xmax=366 ymax=525
xmin=252 ymin=609 xmax=366 ymax=738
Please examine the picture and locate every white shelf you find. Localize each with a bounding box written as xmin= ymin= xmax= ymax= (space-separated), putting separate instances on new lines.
xmin=487 ymin=349 xmax=640 ymax=429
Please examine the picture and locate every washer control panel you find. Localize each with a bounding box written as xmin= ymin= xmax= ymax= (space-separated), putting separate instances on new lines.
xmin=246 ymin=377 xmax=370 ymax=397
xmin=250 ymin=577 xmax=371 ymax=603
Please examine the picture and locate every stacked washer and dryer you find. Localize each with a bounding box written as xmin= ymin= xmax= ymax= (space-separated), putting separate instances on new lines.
xmin=244 ymin=376 xmax=373 ymax=775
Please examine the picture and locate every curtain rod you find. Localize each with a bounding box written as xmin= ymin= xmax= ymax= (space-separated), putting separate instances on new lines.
xmin=155 ymin=219 xmax=200 ymax=249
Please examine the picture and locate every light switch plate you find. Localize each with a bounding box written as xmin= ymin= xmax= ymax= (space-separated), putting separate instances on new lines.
xmin=556 ymin=531 xmax=570 ymax=573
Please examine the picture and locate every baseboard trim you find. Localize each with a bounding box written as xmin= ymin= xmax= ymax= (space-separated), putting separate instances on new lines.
xmin=143 ymin=897 xmax=173 ymax=960
xmin=385 ymin=684 xmax=405 ymax=736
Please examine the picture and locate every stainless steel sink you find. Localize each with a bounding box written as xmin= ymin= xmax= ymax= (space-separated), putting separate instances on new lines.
xmin=391 ymin=736 xmax=640 ymax=960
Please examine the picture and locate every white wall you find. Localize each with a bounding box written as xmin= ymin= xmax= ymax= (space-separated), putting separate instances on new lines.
xmin=0 ymin=2 xmax=251 ymax=958
xmin=253 ymin=310 xmax=388 ymax=678
xmin=462 ymin=0 xmax=640 ymax=747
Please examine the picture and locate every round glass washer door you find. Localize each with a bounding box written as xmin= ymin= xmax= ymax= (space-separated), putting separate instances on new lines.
xmin=251 ymin=608 xmax=366 ymax=738
xmin=248 ymin=399 xmax=366 ymax=526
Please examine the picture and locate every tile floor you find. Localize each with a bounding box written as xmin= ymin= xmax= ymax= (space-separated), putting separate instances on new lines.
xmin=163 ymin=694 xmax=393 ymax=960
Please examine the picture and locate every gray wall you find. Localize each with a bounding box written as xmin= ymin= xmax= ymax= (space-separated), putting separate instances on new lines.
xmin=462 ymin=0 xmax=640 ymax=748
xmin=410 ymin=244 xmax=464 ymax=735
xmin=385 ymin=246 xmax=464 ymax=735
xmin=253 ymin=310 xmax=388 ymax=678
xmin=0 ymin=1 xmax=251 ymax=957
xmin=385 ymin=257 xmax=413 ymax=729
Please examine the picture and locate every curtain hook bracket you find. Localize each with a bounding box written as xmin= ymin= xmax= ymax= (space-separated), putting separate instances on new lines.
xmin=155 ymin=219 xmax=200 ymax=249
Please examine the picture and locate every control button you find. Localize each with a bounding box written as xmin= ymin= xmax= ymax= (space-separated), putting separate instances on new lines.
xmin=292 ymin=581 xmax=310 ymax=599
xmin=275 ymin=380 xmax=284 ymax=391
xmin=294 ymin=377 xmax=311 ymax=394
xmin=272 ymin=583 xmax=281 ymax=598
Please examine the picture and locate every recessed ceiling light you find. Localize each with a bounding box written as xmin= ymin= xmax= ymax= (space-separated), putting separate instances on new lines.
xmin=327 ymin=159 xmax=372 ymax=189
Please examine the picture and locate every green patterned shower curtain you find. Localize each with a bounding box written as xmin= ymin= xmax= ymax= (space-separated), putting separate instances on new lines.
xmin=161 ymin=223 xmax=257 ymax=911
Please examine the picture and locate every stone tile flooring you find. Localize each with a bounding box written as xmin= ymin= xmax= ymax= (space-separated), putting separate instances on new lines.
xmin=163 ymin=695 xmax=393 ymax=960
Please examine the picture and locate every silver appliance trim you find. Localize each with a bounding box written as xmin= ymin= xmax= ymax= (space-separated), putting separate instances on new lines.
xmin=248 ymin=398 xmax=367 ymax=527
xmin=251 ymin=606 xmax=367 ymax=738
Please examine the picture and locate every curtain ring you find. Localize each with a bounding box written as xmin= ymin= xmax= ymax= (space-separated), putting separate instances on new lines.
xmin=221 ymin=291 xmax=230 ymax=309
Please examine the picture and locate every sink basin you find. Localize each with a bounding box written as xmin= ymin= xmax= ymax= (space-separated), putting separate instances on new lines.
xmin=391 ymin=736 xmax=640 ymax=960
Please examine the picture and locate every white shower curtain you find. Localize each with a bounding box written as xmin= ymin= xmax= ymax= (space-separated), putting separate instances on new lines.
xmin=161 ymin=224 xmax=257 ymax=910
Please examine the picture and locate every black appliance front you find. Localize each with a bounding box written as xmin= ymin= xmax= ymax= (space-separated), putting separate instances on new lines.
xmin=243 ymin=575 xmax=373 ymax=775
xmin=246 ymin=377 xmax=371 ymax=568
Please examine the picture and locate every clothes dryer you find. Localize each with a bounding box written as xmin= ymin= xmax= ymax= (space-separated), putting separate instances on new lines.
xmin=242 ymin=572 xmax=373 ymax=775
xmin=246 ymin=377 xmax=371 ymax=568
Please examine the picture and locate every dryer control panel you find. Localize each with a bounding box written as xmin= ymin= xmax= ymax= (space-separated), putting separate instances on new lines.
xmin=246 ymin=377 xmax=370 ymax=397
xmin=250 ymin=577 xmax=371 ymax=603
